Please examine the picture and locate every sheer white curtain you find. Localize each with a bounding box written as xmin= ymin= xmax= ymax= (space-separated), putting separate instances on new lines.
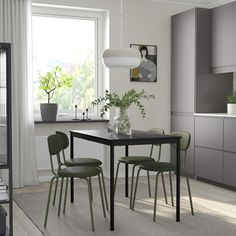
xmin=0 ymin=0 xmax=38 ymax=187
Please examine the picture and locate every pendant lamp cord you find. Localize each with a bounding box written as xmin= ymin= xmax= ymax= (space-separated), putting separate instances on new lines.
xmin=120 ymin=0 xmax=123 ymax=48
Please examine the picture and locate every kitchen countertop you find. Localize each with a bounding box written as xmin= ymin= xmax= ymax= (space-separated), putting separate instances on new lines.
xmin=194 ymin=113 xmax=236 ymax=118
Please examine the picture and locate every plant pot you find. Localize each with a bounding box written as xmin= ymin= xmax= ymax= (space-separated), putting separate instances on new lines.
xmin=227 ymin=103 xmax=236 ymax=114
xmin=40 ymin=103 xmax=58 ymax=121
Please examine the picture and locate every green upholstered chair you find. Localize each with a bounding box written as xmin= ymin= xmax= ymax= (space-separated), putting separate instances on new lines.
xmin=52 ymin=131 xmax=108 ymax=211
xmin=114 ymin=128 xmax=168 ymax=209
xmin=131 ymin=131 xmax=194 ymax=222
xmin=44 ymin=134 xmax=106 ymax=231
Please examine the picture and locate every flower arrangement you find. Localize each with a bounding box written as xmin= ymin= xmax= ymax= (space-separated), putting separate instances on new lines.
xmin=91 ymin=89 xmax=155 ymax=117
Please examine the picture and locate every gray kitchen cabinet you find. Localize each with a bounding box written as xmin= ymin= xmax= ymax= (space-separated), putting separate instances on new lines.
xmin=212 ymin=1 xmax=236 ymax=73
xmin=195 ymin=147 xmax=223 ymax=183
xmin=194 ymin=115 xmax=236 ymax=188
xmin=223 ymin=152 xmax=236 ymax=187
xmin=171 ymin=8 xmax=232 ymax=114
xmin=224 ymin=118 xmax=236 ymax=153
xmin=195 ymin=116 xmax=223 ymax=150
xmin=171 ymin=8 xmax=232 ymax=176
xmin=171 ymin=9 xmax=195 ymax=113
xmin=171 ymin=114 xmax=194 ymax=174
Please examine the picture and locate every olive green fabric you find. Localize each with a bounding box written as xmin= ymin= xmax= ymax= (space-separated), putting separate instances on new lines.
xmin=65 ymin=158 xmax=102 ymax=167
xmin=47 ymin=134 xmax=65 ymax=155
xmin=45 ymin=134 xmax=107 ymax=230
xmin=56 ymin=131 xmax=102 ymax=167
xmin=55 ymin=131 xmax=109 ymax=211
xmin=56 ymin=131 xmax=69 ymax=149
xmin=119 ymin=156 xmax=155 ymax=165
xmin=139 ymin=162 xmax=175 ymax=172
xmin=58 ymin=166 xmax=101 ymax=178
xmin=132 ymin=131 xmax=194 ymax=217
xmin=171 ymin=131 xmax=190 ymax=151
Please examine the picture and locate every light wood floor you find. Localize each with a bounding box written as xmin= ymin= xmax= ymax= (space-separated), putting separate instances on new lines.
xmin=13 ymin=176 xmax=236 ymax=236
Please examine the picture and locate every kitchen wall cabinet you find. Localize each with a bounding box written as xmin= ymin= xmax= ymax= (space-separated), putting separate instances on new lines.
xmin=171 ymin=8 xmax=232 ymax=115
xmin=171 ymin=8 xmax=232 ymax=176
xmin=212 ymin=1 xmax=236 ymax=73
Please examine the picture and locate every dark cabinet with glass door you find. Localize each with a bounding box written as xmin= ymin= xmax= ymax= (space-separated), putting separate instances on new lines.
xmin=0 ymin=43 xmax=12 ymax=236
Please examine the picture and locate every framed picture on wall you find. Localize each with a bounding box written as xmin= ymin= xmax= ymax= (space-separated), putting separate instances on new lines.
xmin=130 ymin=44 xmax=157 ymax=82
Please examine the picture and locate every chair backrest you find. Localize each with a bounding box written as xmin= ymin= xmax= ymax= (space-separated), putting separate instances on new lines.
xmin=47 ymin=134 xmax=65 ymax=175
xmin=171 ymin=131 xmax=191 ymax=170
xmin=55 ymin=131 xmax=69 ymax=149
xmin=55 ymin=131 xmax=69 ymax=163
xmin=148 ymin=128 xmax=165 ymax=161
xmin=171 ymin=131 xmax=190 ymax=151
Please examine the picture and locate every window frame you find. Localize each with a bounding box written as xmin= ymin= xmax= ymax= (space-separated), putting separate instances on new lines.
xmin=32 ymin=4 xmax=104 ymax=118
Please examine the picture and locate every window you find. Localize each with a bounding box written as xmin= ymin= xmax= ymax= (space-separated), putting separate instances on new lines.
xmin=32 ymin=5 xmax=104 ymax=117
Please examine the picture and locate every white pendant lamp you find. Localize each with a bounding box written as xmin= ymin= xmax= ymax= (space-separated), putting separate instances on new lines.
xmin=102 ymin=0 xmax=141 ymax=68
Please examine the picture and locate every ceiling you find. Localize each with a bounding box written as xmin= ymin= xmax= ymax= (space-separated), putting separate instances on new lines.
xmin=152 ymin=0 xmax=235 ymax=7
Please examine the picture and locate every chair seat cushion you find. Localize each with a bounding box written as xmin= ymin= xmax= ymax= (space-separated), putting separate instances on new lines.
xmin=65 ymin=158 xmax=102 ymax=167
xmin=139 ymin=162 xmax=176 ymax=172
xmin=59 ymin=166 xmax=101 ymax=178
xmin=119 ymin=156 xmax=155 ymax=165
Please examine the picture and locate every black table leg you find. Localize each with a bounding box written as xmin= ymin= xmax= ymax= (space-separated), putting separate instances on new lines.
xmin=176 ymin=139 xmax=180 ymax=222
xmin=125 ymin=145 xmax=129 ymax=197
xmin=70 ymin=132 xmax=74 ymax=203
xmin=110 ymin=145 xmax=115 ymax=231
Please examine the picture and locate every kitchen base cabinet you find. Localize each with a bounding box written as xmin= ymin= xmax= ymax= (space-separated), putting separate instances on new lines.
xmin=171 ymin=113 xmax=194 ymax=175
xmin=195 ymin=147 xmax=223 ymax=183
xmin=195 ymin=114 xmax=236 ymax=189
xmin=223 ymin=152 xmax=236 ymax=187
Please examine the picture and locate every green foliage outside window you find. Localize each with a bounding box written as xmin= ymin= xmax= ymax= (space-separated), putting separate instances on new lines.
xmin=34 ymin=50 xmax=96 ymax=114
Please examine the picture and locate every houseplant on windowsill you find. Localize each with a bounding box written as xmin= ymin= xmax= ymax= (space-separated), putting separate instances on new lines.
xmin=226 ymin=90 xmax=236 ymax=114
xmin=92 ymin=89 xmax=155 ymax=135
xmin=39 ymin=66 xmax=73 ymax=121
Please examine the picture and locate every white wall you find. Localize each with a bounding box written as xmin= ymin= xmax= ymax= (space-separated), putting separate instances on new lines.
xmin=33 ymin=0 xmax=194 ymax=180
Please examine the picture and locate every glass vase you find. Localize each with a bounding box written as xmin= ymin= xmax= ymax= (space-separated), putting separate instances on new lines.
xmin=115 ymin=107 xmax=131 ymax=135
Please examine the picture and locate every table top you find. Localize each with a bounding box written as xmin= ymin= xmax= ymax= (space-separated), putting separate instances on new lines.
xmin=70 ymin=129 xmax=181 ymax=146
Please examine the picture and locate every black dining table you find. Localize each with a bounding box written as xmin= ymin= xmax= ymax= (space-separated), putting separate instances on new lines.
xmin=70 ymin=129 xmax=181 ymax=231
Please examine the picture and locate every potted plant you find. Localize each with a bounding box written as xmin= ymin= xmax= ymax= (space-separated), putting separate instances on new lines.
xmin=39 ymin=66 xmax=73 ymax=121
xmin=92 ymin=89 xmax=155 ymax=135
xmin=226 ymin=90 xmax=236 ymax=114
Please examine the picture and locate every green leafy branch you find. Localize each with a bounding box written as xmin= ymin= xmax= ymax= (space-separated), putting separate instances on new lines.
xmin=226 ymin=90 xmax=236 ymax=104
xmin=39 ymin=66 xmax=73 ymax=103
xmin=92 ymin=89 xmax=155 ymax=117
